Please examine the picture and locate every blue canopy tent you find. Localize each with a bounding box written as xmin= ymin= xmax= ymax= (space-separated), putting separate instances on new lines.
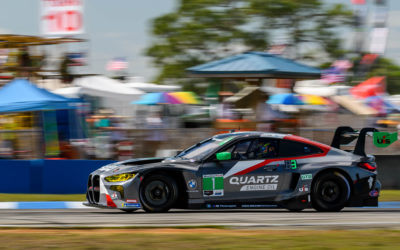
xmin=0 ymin=79 xmax=74 ymax=112
xmin=0 ymin=79 xmax=85 ymax=158
xmin=187 ymin=52 xmax=321 ymax=79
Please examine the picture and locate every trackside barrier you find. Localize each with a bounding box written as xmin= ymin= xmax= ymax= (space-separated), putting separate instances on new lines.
xmin=0 ymin=156 xmax=398 ymax=194
xmin=0 ymin=160 xmax=115 ymax=194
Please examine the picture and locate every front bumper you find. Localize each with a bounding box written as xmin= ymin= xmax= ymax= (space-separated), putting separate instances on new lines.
xmin=86 ymin=173 xmax=142 ymax=209
xmin=83 ymin=202 xmax=114 ymax=209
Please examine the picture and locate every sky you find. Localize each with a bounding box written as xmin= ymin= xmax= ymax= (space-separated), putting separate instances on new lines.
xmin=1 ymin=0 xmax=400 ymax=82
xmin=0 ymin=0 xmax=176 ymax=81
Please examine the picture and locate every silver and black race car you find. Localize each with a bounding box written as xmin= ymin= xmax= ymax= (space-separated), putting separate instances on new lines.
xmin=84 ymin=126 xmax=381 ymax=212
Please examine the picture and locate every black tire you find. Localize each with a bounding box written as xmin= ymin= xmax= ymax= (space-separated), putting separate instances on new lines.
xmin=120 ymin=209 xmax=138 ymax=213
xmin=311 ymin=172 xmax=350 ymax=212
xmin=139 ymin=174 xmax=178 ymax=213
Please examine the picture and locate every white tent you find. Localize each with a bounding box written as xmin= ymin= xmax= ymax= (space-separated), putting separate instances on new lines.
xmin=294 ymin=79 xmax=350 ymax=97
xmin=53 ymin=86 xmax=81 ymax=99
xmin=67 ymin=76 xmax=144 ymax=116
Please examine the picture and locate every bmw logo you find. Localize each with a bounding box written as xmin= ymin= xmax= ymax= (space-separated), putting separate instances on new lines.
xmin=188 ymin=179 xmax=197 ymax=189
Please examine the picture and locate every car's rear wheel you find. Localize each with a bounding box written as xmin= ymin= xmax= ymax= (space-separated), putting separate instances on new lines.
xmin=311 ymin=172 xmax=350 ymax=212
xmin=139 ymin=174 xmax=178 ymax=213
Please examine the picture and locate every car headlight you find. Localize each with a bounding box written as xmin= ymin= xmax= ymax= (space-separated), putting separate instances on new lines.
xmin=105 ymin=173 xmax=136 ymax=182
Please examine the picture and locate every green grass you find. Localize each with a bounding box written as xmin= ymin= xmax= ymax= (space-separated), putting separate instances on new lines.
xmin=0 ymin=189 xmax=398 ymax=202
xmin=379 ymin=190 xmax=400 ymax=202
xmin=0 ymin=228 xmax=399 ymax=249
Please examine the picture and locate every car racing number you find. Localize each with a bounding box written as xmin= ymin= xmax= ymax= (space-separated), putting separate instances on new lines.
xmin=202 ymin=174 xmax=224 ymax=197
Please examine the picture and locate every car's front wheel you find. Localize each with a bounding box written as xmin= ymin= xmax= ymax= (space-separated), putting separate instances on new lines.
xmin=311 ymin=172 xmax=350 ymax=212
xmin=139 ymin=174 xmax=178 ymax=213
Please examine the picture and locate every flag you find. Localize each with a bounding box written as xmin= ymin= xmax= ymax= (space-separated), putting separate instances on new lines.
xmin=107 ymin=57 xmax=128 ymax=71
xmin=67 ymin=52 xmax=86 ymax=66
xmin=267 ymin=44 xmax=287 ymax=55
xmin=332 ymin=60 xmax=353 ymax=70
xmin=321 ymin=67 xmax=345 ymax=84
xmin=360 ymin=54 xmax=379 ymax=65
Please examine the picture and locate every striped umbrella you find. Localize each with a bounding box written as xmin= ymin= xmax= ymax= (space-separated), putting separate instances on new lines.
xmin=132 ymin=92 xmax=183 ymax=105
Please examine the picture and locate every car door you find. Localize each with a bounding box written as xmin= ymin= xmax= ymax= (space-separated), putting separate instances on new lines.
xmin=200 ymin=139 xmax=253 ymax=202
xmin=200 ymin=138 xmax=285 ymax=203
xmin=223 ymin=138 xmax=285 ymax=201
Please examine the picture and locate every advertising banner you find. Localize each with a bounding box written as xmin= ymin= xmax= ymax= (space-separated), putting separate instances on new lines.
xmin=40 ymin=0 xmax=84 ymax=36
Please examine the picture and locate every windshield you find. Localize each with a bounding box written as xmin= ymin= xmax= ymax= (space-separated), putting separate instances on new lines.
xmin=176 ymin=135 xmax=234 ymax=161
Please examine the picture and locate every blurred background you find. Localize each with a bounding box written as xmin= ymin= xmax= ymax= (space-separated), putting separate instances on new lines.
xmin=0 ymin=0 xmax=399 ymax=162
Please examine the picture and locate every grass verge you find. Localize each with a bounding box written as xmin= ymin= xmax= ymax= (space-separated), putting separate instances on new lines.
xmin=0 ymin=228 xmax=399 ymax=249
xmin=379 ymin=190 xmax=400 ymax=202
xmin=0 ymin=189 xmax=398 ymax=202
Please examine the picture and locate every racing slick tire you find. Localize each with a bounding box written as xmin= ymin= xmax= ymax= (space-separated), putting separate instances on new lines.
xmin=311 ymin=172 xmax=350 ymax=212
xmin=139 ymin=174 xmax=179 ymax=213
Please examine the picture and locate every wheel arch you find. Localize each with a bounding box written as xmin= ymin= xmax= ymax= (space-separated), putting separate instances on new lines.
xmin=140 ymin=168 xmax=188 ymax=208
xmin=311 ymin=167 xmax=353 ymax=197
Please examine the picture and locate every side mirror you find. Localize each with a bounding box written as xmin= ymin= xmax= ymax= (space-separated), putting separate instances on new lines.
xmin=216 ymin=152 xmax=231 ymax=161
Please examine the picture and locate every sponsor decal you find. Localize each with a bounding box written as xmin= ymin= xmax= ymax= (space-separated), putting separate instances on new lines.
xmin=241 ymin=204 xmax=274 ymax=208
xmin=229 ymin=175 xmax=279 ymax=185
xmin=126 ymin=199 xmax=138 ymax=203
xmin=240 ymin=184 xmax=277 ymax=191
xmin=373 ymin=132 xmax=397 ymax=148
xmin=111 ymin=192 xmax=118 ymax=200
xmin=298 ymin=185 xmax=309 ymax=192
xmin=205 ymin=204 xmax=237 ymax=208
xmin=113 ymin=167 xmax=121 ymax=172
xmin=230 ymin=175 xmax=279 ymax=192
xmin=218 ymin=136 xmax=234 ymax=145
xmin=203 ymin=174 xmax=224 ymax=197
xmin=301 ymin=174 xmax=312 ymax=180
xmin=369 ymin=190 xmax=379 ymax=197
xmin=368 ymin=176 xmax=374 ymax=189
xmin=214 ymin=190 xmax=224 ymax=196
xmin=188 ymin=179 xmax=197 ymax=189
xmin=290 ymin=160 xmax=297 ymax=169
xmin=213 ymin=204 xmax=237 ymax=208
xmin=123 ymin=203 xmax=141 ymax=208
xmin=285 ymin=160 xmax=297 ymax=169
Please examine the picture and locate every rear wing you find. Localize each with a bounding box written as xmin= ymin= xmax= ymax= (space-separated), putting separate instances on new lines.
xmin=331 ymin=126 xmax=379 ymax=157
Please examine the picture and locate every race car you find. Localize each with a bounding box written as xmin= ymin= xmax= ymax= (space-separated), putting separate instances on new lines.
xmin=84 ymin=126 xmax=381 ymax=212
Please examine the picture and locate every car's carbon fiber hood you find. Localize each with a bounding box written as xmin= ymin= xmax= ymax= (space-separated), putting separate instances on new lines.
xmin=92 ymin=157 xmax=200 ymax=176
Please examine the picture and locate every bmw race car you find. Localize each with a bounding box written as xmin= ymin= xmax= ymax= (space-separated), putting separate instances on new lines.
xmin=84 ymin=126 xmax=381 ymax=212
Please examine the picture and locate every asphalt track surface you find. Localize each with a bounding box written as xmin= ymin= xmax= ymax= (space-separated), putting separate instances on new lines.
xmin=1 ymin=207 xmax=400 ymax=229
